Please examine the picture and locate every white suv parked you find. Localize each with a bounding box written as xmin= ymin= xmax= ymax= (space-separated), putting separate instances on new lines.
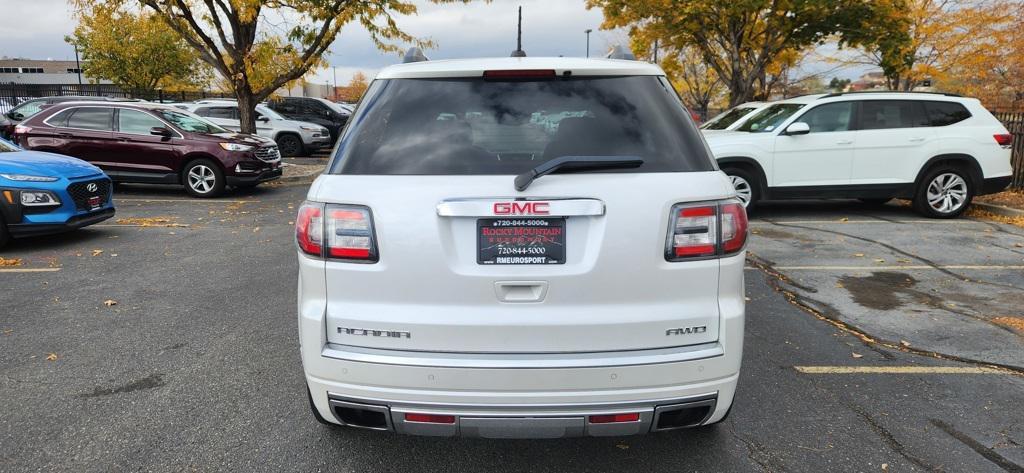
xmin=296 ymin=56 xmax=748 ymax=438
xmin=705 ymin=92 xmax=1014 ymax=217
xmin=177 ymin=100 xmax=331 ymax=157
xmin=700 ymin=101 xmax=769 ymax=135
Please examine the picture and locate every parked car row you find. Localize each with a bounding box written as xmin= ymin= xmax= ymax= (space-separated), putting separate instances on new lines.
xmin=174 ymin=100 xmax=332 ymax=157
xmin=702 ymin=92 xmax=1014 ymax=218
xmin=10 ymin=101 xmax=282 ymax=197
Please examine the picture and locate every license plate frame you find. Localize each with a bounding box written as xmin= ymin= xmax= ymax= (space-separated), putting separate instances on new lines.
xmin=477 ymin=218 xmax=566 ymax=265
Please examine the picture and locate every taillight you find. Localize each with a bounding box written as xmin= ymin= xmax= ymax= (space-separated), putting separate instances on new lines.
xmin=13 ymin=125 xmax=31 ymax=135
xmin=295 ymin=201 xmax=379 ymax=263
xmin=666 ymin=200 xmax=748 ymax=261
xmin=994 ymin=134 xmax=1013 ymax=147
xmin=295 ymin=202 xmax=323 ymax=256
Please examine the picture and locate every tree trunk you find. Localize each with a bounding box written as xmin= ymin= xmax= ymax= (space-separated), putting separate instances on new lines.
xmin=236 ymin=88 xmax=257 ymax=135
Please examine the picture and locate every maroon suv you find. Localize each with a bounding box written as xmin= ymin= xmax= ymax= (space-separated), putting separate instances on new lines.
xmin=13 ymin=102 xmax=282 ymax=197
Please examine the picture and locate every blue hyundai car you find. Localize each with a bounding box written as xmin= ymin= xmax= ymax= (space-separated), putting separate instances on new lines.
xmin=0 ymin=138 xmax=114 ymax=249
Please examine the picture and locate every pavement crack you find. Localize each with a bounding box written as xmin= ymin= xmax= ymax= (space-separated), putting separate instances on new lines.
xmin=746 ymin=255 xmax=1024 ymax=375
xmin=848 ymin=405 xmax=944 ymax=472
xmin=726 ymin=417 xmax=786 ymax=472
xmin=929 ymin=419 xmax=1024 ymax=473
xmin=763 ymin=220 xmax=1024 ymax=293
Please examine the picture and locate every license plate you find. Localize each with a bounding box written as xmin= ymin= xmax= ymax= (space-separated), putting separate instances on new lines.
xmin=477 ymin=218 xmax=566 ymax=265
xmin=87 ymin=196 xmax=102 ymax=210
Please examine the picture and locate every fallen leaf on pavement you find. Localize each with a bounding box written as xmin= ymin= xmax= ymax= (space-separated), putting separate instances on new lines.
xmin=874 ymin=259 xmax=885 ymax=263
xmin=103 ymin=299 xmax=118 ymax=307
xmin=853 ymin=253 xmax=865 ymax=257
xmin=253 ymin=227 xmax=260 ymax=233
xmin=45 ymin=353 xmax=58 ymax=361
xmin=839 ymin=217 xmax=849 ymax=222
xmin=2 ymin=329 xmax=12 ymax=335
xmin=852 ymin=353 xmax=863 ymax=359
xmin=900 ymin=340 xmax=911 ymax=347
xmin=882 ymin=464 xmax=888 ymax=471
xmin=616 ymin=443 xmax=629 ymax=450
xmin=0 ymin=257 xmax=23 ymax=267
xmin=91 ymin=249 xmax=103 ymax=256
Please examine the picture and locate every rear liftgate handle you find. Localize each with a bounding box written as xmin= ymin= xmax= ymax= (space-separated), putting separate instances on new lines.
xmin=494 ymin=281 xmax=549 ymax=303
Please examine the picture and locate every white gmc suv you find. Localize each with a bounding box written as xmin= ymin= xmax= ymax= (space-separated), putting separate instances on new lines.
xmin=705 ymin=92 xmax=1014 ymax=217
xmin=295 ymin=56 xmax=747 ymax=438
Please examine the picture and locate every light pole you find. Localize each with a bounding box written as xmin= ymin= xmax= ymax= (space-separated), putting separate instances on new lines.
xmin=332 ymin=66 xmax=337 ymax=101
xmin=585 ymin=29 xmax=592 ymax=58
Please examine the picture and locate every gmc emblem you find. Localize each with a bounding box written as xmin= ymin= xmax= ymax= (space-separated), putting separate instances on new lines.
xmin=493 ymin=202 xmax=550 ymax=215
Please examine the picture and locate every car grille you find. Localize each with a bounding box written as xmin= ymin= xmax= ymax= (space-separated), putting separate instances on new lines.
xmin=67 ymin=179 xmax=111 ymax=211
xmin=255 ymin=146 xmax=281 ymax=162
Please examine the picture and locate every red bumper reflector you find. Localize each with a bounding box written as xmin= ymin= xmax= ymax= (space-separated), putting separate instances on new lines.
xmin=589 ymin=413 xmax=641 ymax=424
xmin=404 ymin=413 xmax=456 ymax=424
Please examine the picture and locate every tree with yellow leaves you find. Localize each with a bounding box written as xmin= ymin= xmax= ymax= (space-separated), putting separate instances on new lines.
xmin=68 ymin=5 xmax=213 ymax=94
xmin=73 ymin=0 xmax=473 ymax=134
xmin=845 ymin=0 xmax=1013 ymax=92
xmin=588 ymin=0 xmax=894 ymax=106
xmin=334 ymin=71 xmax=369 ymax=103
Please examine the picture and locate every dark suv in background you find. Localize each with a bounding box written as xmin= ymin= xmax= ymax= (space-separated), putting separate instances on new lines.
xmin=13 ymin=102 xmax=281 ymax=197
xmin=267 ymin=97 xmax=350 ymax=143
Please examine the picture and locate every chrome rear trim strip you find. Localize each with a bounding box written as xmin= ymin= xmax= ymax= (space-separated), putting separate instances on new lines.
xmin=321 ymin=342 xmax=723 ymax=369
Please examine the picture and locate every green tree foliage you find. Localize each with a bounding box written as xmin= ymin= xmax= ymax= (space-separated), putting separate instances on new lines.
xmin=69 ymin=5 xmax=213 ymax=93
xmin=588 ymin=0 xmax=893 ymax=106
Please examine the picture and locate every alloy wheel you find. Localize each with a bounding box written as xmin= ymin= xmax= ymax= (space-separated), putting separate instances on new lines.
xmin=730 ymin=175 xmax=753 ymax=207
xmin=187 ymin=165 xmax=216 ymax=194
xmin=926 ymin=172 xmax=968 ymax=214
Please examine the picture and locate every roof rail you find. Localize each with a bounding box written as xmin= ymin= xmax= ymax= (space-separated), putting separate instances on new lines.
xmin=605 ymin=45 xmax=636 ymax=60
xmin=819 ymin=90 xmax=962 ymax=99
xmin=403 ymin=47 xmax=428 ymax=64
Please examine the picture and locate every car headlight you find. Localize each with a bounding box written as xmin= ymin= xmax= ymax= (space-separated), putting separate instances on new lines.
xmin=219 ymin=143 xmax=254 ymax=152
xmin=21 ymin=190 xmax=61 ymax=206
xmin=0 ymin=173 xmax=59 ymax=182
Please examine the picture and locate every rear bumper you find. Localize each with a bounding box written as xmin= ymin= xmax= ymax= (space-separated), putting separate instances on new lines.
xmin=7 ymin=207 xmax=115 ymax=238
xmin=979 ymin=176 xmax=1012 ymax=196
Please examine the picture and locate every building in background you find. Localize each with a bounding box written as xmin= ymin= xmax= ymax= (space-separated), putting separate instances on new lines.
xmin=0 ymin=58 xmax=110 ymax=85
xmin=277 ymin=81 xmax=333 ymax=99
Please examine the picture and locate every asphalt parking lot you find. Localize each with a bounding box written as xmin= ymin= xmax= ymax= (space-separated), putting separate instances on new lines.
xmin=1 ymin=184 xmax=1022 ymax=472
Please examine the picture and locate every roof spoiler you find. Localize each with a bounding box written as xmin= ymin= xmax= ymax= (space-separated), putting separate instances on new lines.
xmin=605 ymin=45 xmax=636 ymax=60
xmin=403 ymin=47 xmax=429 ymax=64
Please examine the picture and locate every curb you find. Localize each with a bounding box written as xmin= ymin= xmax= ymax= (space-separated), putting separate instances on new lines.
xmin=279 ymin=164 xmax=325 ymax=184
xmin=972 ymin=202 xmax=1024 ymax=218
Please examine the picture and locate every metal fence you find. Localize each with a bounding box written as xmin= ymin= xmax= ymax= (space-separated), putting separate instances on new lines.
xmin=0 ymin=83 xmax=231 ymax=114
xmin=995 ymin=112 xmax=1024 ymax=190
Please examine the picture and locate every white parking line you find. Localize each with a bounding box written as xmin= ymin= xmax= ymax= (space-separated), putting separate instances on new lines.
xmin=0 ymin=268 xmax=62 ymax=273
xmin=795 ymin=366 xmax=1007 ymax=374
xmin=114 ymin=198 xmax=260 ymax=204
xmin=746 ymin=265 xmax=1024 ymax=271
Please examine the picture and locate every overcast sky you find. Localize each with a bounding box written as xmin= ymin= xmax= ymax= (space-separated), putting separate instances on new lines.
xmin=0 ymin=0 xmax=866 ymax=86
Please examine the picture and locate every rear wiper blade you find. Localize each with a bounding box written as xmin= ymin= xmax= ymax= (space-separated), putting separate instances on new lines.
xmin=514 ymin=156 xmax=644 ymax=191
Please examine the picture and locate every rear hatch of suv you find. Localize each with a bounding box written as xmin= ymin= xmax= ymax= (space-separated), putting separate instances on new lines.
xmin=299 ymin=71 xmax=743 ymax=354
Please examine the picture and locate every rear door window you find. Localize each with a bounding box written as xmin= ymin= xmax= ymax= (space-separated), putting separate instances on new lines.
xmin=924 ymin=101 xmax=971 ymax=126
xmin=797 ymin=102 xmax=855 ymax=133
xmin=330 ymin=76 xmax=714 ymax=175
xmin=859 ymin=101 xmax=928 ymax=129
xmin=66 ymin=107 xmax=113 ymax=131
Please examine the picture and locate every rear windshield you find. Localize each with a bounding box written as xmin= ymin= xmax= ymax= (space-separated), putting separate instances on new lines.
xmin=329 ymin=76 xmax=714 ymax=175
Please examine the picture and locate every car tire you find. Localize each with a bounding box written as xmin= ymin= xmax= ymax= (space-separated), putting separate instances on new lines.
xmin=858 ymin=198 xmax=891 ymax=206
xmin=722 ymin=167 xmax=759 ymax=208
xmin=913 ymin=166 xmax=973 ymax=218
xmin=276 ymin=134 xmax=304 ymax=158
xmin=182 ymin=159 xmax=226 ymax=198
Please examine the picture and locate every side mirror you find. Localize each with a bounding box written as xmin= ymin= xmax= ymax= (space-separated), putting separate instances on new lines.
xmin=784 ymin=122 xmax=810 ymax=135
xmin=10 ymin=112 xmax=24 ymax=121
xmin=257 ymin=116 xmax=270 ymax=123
xmin=150 ymin=126 xmax=173 ymax=137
